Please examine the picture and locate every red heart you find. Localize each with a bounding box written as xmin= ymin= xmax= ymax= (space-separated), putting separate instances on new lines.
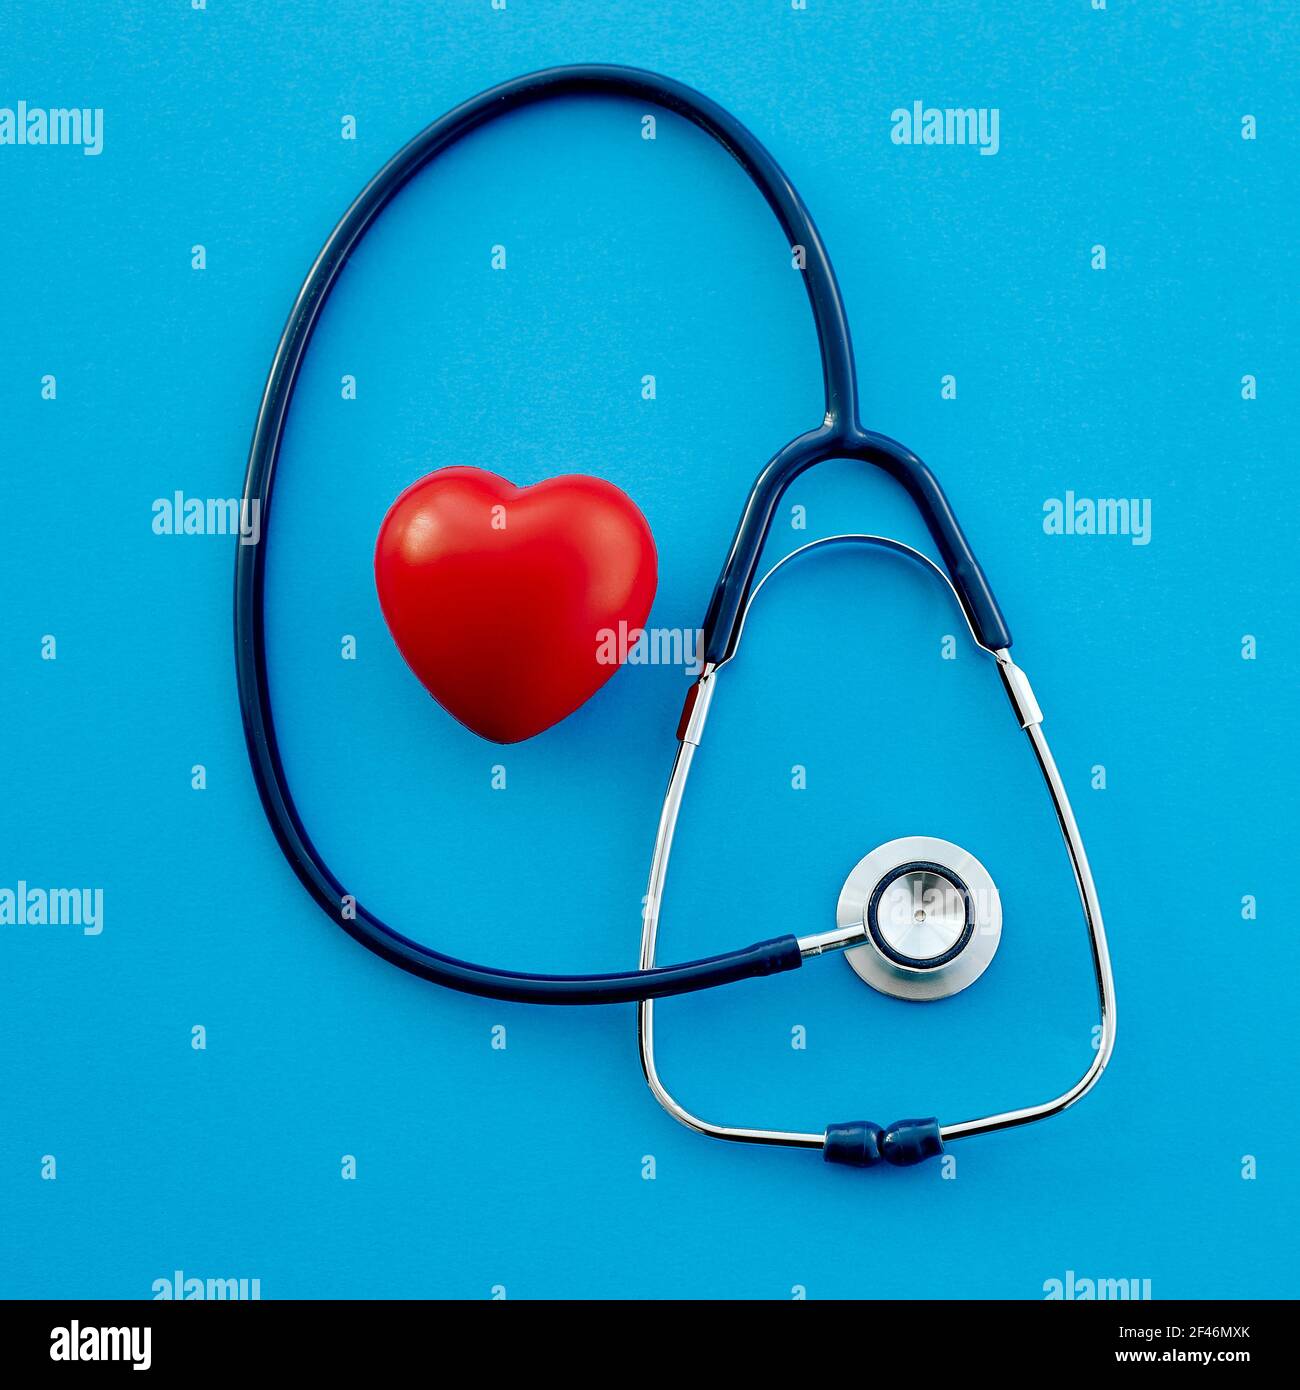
xmin=374 ymin=466 xmax=657 ymax=743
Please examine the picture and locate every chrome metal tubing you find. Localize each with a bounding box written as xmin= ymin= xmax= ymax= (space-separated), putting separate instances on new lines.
xmin=636 ymin=709 xmax=824 ymax=1150
xmin=635 ymin=535 xmax=1117 ymax=1158
xmin=938 ymin=717 xmax=1117 ymax=1142
xmin=798 ymin=922 xmax=871 ymax=958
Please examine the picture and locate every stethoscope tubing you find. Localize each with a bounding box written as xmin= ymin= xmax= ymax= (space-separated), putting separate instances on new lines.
xmin=235 ymin=64 xmax=1009 ymax=1005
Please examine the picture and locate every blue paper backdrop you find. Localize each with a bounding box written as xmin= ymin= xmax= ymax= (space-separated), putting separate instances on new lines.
xmin=1 ymin=0 xmax=1295 ymax=1299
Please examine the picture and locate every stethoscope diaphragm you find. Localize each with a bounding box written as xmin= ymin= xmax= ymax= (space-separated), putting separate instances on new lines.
xmin=839 ymin=836 xmax=1002 ymax=1002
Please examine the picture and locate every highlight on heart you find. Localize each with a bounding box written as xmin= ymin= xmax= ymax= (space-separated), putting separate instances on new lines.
xmin=374 ymin=466 xmax=658 ymax=744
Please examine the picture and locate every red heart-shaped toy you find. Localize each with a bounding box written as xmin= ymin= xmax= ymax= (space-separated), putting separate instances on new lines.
xmin=375 ymin=467 xmax=657 ymax=743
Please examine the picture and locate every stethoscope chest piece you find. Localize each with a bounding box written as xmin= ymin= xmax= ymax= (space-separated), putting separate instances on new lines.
xmin=839 ymin=837 xmax=1002 ymax=1002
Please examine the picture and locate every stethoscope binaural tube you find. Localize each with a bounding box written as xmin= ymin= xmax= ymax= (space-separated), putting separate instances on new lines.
xmin=235 ymin=64 xmax=1009 ymax=1005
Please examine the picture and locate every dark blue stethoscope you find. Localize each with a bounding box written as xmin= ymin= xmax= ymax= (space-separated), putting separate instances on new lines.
xmin=235 ymin=66 xmax=1114 ymax=1169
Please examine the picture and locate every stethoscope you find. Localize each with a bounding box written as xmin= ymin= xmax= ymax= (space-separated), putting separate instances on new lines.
xmin=236 ymin=65 xmax=1116 ymax=1171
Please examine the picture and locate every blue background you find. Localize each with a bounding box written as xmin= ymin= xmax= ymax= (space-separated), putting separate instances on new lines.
xmin=1 ymin=0 xmax=1295 ymax=1299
